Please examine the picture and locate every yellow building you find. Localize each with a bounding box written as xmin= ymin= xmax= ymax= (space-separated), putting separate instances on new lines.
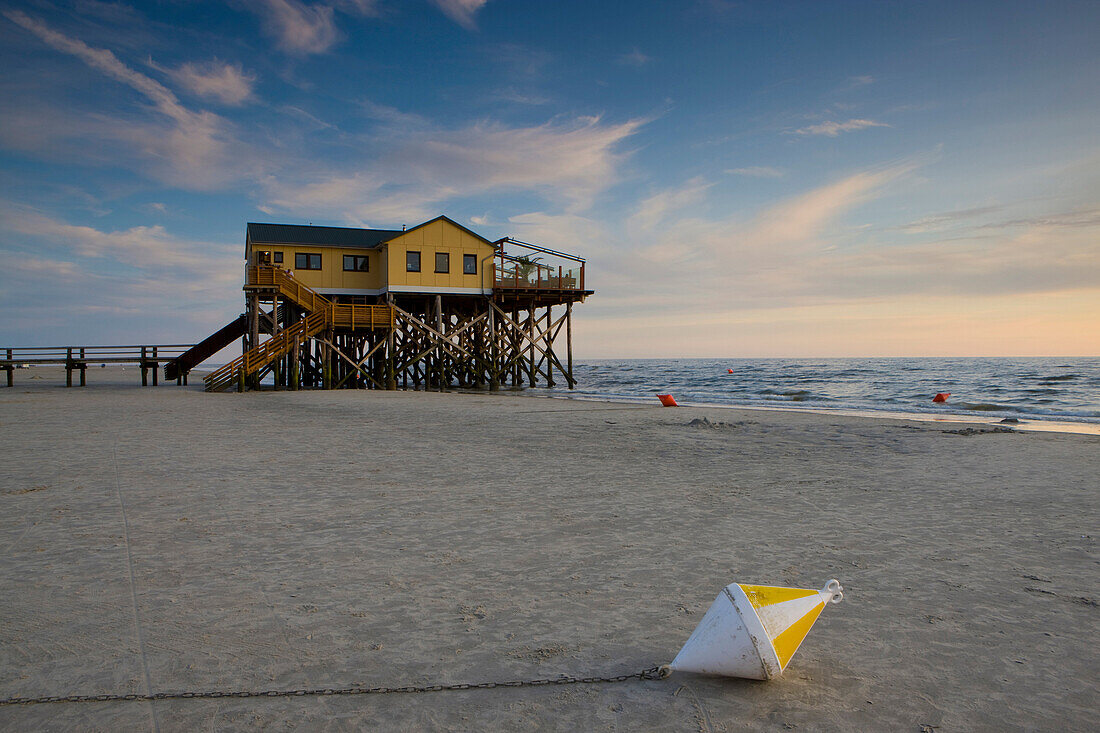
xmin=245 ymin=216 xmax=500 ymax=300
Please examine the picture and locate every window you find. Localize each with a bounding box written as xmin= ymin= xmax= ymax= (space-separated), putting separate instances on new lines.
xmin=463 ymin=253 xmax=477 ymax=275
xmin=435 ymin=252 xmax=450 ymax=273
xmin=406 ymin=250 xmax=421 ymax=272
xmin=273 ymin=251 xmax=283 ymax=264
xmin=295 ymin=253 xmax=321 ymax=270
xmin=343 ymin=254 xmax=369 ymax=272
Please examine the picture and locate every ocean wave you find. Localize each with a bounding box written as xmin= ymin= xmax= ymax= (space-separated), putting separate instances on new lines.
xmin=573 ymin=357 xmax=1100 ymax=424
xmin=960 ymin=402 xmax=1017 ymax=412
xmin=761 ymin=389 xmax=817 ymax=402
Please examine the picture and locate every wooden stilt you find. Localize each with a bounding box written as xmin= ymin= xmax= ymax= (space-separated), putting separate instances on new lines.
xmin=566 ymin=301 xmax=574 ymax=389
xmin=527 ymin=309 xmax=536 ymax=387
xmin=435 ymin=294 xmax=444 ymax=391
xmin=544 ymin=307 xmax=555 ymax=388
xmin=488 ymin=304 xmax=499 ymax=390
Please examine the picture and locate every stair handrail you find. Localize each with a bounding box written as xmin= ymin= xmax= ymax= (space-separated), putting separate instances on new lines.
xmin=206 ymin=268 xmax=393 ymax=391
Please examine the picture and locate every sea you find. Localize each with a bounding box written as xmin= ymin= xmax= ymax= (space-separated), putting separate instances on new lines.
xmin=526 ymin=357 xmax=1100 ymax=433
xmin=234 ymin=356 xmax=1100 ymax=433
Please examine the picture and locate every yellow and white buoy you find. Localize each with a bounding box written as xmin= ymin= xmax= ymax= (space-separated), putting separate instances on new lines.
xmin=665 ymin=579 xmax=844 ymax=680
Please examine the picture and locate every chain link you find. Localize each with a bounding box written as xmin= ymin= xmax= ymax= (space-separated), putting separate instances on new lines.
xmin=0 ymin=666 xmax=669 ymax=707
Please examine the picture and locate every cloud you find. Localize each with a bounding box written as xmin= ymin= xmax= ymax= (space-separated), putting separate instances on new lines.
xmin=628 ymin=178 xmax=712 ymax=233
xmin=164 ymin=60 xmax=256 ymax=105
xmin=794 ymin=118 xmax=890 ymax=137
xmin=430 ymin=0 xmax=489 ymax=30
xmin=261 ymin=115 xmax=646 ymax=221
xmin=735 ymin=165 xmax=911 ymax=248
xmin=3 ymin=10 xmax=244 ymax=189
xmin=250 ymin=0 xmax=340 ymax=55
xmin=895 ymin=205 xmax=1003 ymax=232
xmin=491 ymin=87 xmax=550 ymax=105
xmin=631 ymin=160 xmax=920 ymax=284
xmin=617 ymin=48 xmax=651 ymax=67
xmin=0 ymin=201 xmax=250 ymax=343
xmin=726 ymin=166 xmax=784 ymax=179
xmin=1 ymin=204 xmax=239 ymax=279
xmin=979 ymin=207 xmax=1100 ymax=230
xmin=604 ymin=157 xmax=1100 ymax=334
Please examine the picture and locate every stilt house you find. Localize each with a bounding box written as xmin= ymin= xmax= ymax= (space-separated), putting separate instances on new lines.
xmin=197 ymin=216 xmax=591 ymax=391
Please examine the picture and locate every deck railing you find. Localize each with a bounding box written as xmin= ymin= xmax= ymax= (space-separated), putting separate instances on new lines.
xmin=491 ymin=252 xmax=586 ymax=291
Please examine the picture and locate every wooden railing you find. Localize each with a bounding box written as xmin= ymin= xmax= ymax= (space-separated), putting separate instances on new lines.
xmin=246 ymin=266 xmax=393 ymax=328
xmin=1 ymin=344 xmax=194 ymax=387
xmin=205 ymin=266 xmax=393 ymax=391
xmin=204 ymin=310 xmax=327 ymax=392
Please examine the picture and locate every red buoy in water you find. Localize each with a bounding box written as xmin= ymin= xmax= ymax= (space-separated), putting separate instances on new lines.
xmin=657 ymin=394 xmax=679 ymax=407
xmin=932 ymin=393 xmax=950 ymax=403
xmin=727 ymin=368 xmax=734 ymax=374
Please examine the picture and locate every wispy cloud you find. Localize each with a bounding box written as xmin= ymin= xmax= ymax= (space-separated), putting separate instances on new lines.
xmin=628 ymin=178 xmax=712 ymax=233
xmin=633 ymin=159 xmax=920 ymax=282
xmin=262 ymin=114 xmax=646 ymax=221
xmin=895 ymin=205 xmax=1003 ymax=232
xmin=978 ymin=207 xmax=1100 ymax=230
xmin=430 ymin=0 xmax=489 ymax=30
xmin=1 ymin=203 xmax=239 ymax=279
xmin=3 ymin=10 xmax=245 ymax=188
xmin=162 ymin=60 xmax=257 ymax=106
xmin=491 ymin=87 xmax=550 ymax=105
xmin=726 ymin=166 xmax=784 ymax=178
xmin=617 ymin=48 xmax=651 ymax=67
xmin=250 ymin=0 xmax=339 ymax=55
xmin=794 ymin=118 xmax=890 ymax=137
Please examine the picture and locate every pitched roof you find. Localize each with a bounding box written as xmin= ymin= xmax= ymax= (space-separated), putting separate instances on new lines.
xmin=246 ymin=222 xmax=403 ymax=250
xmin=394 ymin=215 xmax=495 ymax=245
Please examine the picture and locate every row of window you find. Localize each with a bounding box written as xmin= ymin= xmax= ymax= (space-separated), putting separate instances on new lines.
xmin=406 ymin=251 xmax=477 ymax=275
xmin=263 ymin=251 xmax=477 ymax=274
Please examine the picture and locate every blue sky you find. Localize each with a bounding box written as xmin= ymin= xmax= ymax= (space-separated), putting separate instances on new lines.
xmin=1 ymin=0 xmax=1097 ymax=357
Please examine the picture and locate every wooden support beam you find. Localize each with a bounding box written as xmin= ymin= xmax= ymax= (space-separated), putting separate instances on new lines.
xmin=544 ymin=307 xmax=555 ymax=388
xmin=566 ymin=301 xmax=574 ymax=389
xmin=323 ymin=337 xmax=386 ymax=390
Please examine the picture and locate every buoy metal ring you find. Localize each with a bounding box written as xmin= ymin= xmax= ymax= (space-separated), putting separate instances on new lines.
xmin=822 ymin=579 xmax=844 ymax=604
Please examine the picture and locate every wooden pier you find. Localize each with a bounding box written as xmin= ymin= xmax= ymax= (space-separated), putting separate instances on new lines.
xmin=1 ymin=345 xmax=194 ymax=388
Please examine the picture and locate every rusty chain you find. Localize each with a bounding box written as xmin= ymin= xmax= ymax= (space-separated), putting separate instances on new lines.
xmin=0 ymin=666 xmax=669 ymax=706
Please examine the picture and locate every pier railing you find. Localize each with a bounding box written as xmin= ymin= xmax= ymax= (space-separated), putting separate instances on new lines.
xmin=1 ymin=344 xmax=194 ymax=387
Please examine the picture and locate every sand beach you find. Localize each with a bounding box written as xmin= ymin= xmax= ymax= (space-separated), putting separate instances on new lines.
xmin=1 ymin=368 xmax=1097 ymax=731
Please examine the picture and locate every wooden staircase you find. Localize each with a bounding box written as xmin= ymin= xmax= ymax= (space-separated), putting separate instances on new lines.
xmin=204 ymin=267 xmax=393 ymax=392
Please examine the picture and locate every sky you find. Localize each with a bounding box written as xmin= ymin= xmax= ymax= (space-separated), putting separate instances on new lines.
xmin=1 ymin=0 xmax=1098 ymax=358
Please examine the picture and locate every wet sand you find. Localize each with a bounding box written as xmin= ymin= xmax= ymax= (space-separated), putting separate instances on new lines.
xmin=1 ymin=368 xmax=1097 ymax=730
